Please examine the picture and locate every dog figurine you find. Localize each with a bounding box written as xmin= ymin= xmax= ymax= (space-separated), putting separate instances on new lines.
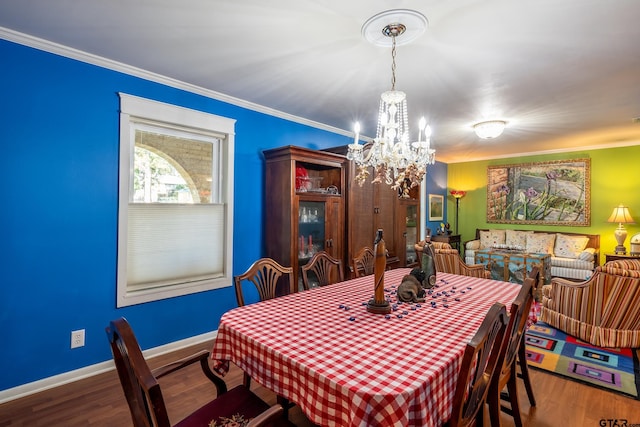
xmin=397 ymin=268 xmax=432 ymax=303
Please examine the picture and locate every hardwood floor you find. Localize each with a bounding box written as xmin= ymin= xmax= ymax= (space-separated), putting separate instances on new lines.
xmin=1 ymin=340 xmax=638 ymax=426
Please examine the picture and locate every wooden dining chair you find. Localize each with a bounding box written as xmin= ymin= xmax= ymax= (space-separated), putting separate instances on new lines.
xmin=301 ymin=251 xmax=344 ymax=290
xmin=352 ymin=246 xmax=375 ymax=277
xmin=518 ymin=268 xmax=539 ymax=408
xmin=487 ymin=268 xmax=537 ymax=427
xmin=446 ymin=302 xmax=509 ymax=427
xmin=234 ymin=258 xmax=294 ymax=307
xmin=105 ymin=317 xmax=293 ymax=427
xmin=233 ymin=257 xmax=295 ymax=405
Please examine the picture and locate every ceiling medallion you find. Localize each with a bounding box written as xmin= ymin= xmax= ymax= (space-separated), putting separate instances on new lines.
xmin=361 ymin=9 xmax=428 ymax=47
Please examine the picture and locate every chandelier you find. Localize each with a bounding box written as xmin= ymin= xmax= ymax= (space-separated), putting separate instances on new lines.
xmin=347 ymin=10 xmax=435 ymax=190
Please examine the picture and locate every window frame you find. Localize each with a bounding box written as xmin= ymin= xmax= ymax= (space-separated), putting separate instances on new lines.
xmin=116 ymin=93 xmax=235 ymax=307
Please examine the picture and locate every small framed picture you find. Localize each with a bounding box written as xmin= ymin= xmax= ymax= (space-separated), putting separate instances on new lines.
xmin=428 ymin=194 xmax=444 ymax=221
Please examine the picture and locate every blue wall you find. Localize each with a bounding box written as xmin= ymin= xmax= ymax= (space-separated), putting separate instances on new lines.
xmin=0 ymin=39 xmax=447 ymax=392
xmin=424 ymin=161 xmax=449 ymax=234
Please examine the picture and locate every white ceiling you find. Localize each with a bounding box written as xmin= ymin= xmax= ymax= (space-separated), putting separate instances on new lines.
xmin=1 ymin=0 xmax=639 ymax=163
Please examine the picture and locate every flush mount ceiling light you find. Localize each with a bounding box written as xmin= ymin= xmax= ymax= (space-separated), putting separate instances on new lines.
xmin=348 ymin=9 xmax=434 ymax=190
xmin=473 ymin=120 xmax=507 ymax=139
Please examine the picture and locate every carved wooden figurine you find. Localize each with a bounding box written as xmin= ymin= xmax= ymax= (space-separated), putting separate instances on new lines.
xmin=367 ymin=229 xmax=391 ymax=314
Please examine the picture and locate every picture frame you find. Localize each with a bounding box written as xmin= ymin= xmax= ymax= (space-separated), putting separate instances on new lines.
xmin=487 ymin=158 xmax=590 ymax=226
xmin=428 ymin=194 xmax=444 ymax=221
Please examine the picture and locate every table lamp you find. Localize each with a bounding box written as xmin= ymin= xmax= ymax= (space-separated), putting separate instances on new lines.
xmin=450 ymin=190 xmax=466 ymax=235
xmin=607 ymin=204 xmax=635 ymax=254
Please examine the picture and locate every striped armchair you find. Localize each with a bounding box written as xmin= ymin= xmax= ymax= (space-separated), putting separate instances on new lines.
xmin=433 ymin=248 xmax=492 ymax=279
xmin=414 ymin=241 xmax=452 ymax=269
xmin=541 ymin=263 xmax=640 ymax=347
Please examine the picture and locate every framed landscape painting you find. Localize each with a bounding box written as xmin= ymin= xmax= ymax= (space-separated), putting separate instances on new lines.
xmin=486 ymin=158 xmax=590 ymax=226
xmin=428 ymin=194 xmax=444 ymax=221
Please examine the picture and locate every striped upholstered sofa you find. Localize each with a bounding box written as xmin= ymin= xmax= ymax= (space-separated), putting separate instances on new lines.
xmin=541 ymin=259 xmax=640 ymax=347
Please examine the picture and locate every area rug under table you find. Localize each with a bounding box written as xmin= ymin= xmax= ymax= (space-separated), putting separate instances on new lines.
xmin=524 ymin=322 xmax=640 ymax=400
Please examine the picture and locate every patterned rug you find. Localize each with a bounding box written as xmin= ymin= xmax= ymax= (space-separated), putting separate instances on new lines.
xmin=524 ymin=322 xmax=640 ymax=400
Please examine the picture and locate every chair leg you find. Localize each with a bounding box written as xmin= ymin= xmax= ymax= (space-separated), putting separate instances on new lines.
xmin=518 ymin=340 xmax=536 ymax=407
xmin=243 ymin=371 xmax=251 ymax=388
xmin=488 ymin=386 xmax=502 ymax=427
xmin=506 ymin=373 xmax=523 ymax=427
xmin=475 ymin=405 xmax=485 ymax=427
xmin=243 ymin=370 xmax=292 ymax=420
xmin=277 ymin=395 xmax=292 ymax=419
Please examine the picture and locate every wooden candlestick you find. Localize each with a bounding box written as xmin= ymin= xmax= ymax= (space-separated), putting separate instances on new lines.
xmin=367 ymin=229 xmax=391 ymax=314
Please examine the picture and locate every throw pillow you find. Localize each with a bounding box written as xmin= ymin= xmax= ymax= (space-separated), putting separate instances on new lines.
xmin=525 ymin=233 xmax=556 ymax=254
xmin=505 ymin=230 xmax=534 ymax=248
xmin=554 ymin=234 xmax=589 ymax=259
xmin=578 ymin=247 xmax=596 ymax=261
xmin=466 ymin=240 xmax=481 ymax=250
xmin=479 ymin=229 xmax=506 ymax=249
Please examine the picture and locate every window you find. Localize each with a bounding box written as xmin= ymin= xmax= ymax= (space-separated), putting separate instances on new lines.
xmin=117 ymin=93 xmax=235 ymax=307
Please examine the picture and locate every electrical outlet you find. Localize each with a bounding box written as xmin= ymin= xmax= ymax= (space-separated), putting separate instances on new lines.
xmin=71 ymin=329 xmax=85 ymax=349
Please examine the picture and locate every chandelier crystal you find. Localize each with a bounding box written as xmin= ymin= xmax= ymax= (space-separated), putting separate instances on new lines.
xmin=347 ymin=15 xmax=435 ymax=190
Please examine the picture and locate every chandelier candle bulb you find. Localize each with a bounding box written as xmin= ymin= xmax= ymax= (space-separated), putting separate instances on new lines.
xmin=418 ymin=117 xmax=426 ymax=142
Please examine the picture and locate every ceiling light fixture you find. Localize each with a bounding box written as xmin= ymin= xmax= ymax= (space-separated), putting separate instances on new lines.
xmin=347 ymin=10 xmax=435 ymax=190
xmin=473 ymin=120 xmax=507 ymax=139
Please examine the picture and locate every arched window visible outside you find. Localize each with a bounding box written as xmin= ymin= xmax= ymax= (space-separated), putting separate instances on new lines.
xmin=133 ymin=146 xmax=196 ymax=203
xmin=117 ymin=93 xmax=235 ymax=307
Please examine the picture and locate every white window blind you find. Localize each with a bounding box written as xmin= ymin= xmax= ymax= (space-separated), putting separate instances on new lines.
xmin=127 ymin=204 xmax=225 ymax=291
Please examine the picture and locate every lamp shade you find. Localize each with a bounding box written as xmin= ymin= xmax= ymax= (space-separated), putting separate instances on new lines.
xmin=450 ymin=190 xmax=466 ymax=199
xmin=607 ymin=204 xmax=635 ymax=224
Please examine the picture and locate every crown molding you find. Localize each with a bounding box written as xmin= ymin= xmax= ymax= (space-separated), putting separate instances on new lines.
xmin=0 ymin=26 xmax=350 ymax=138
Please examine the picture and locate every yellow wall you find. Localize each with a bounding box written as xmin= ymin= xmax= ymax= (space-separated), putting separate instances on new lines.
xmin=446 ymin=145 xmax=640 ymax=265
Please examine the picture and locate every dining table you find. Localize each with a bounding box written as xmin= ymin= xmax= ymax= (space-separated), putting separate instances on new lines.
xmin=211 ymin=268 xmax=521 ymax=427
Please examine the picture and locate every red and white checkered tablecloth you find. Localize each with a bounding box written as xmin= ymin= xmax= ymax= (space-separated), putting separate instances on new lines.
xmin=211 ymin=269 xmax=520 ymax=427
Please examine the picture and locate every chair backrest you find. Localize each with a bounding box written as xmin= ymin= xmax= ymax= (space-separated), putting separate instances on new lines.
xmin=301 ymin=251 xmax=344 ymax=290
xmin=415 ymin=241 xmax=452 ymax=269
xmin=352 ymin=247 xmax=375 ymax=277
xmin=450 ymin=303 xmax=509 ymax=427
xmin=496 ymin=269 xmax=536 ymax=386
xmin=603 ymin=259 xmax=640 ymax=270
xmin=106 ymin=317 xmax=172 ymax=427
xmin=433 ymin=248 xmax=462 ymax=274
xmin=601 ymin=265 xmax=640 ymax=277
xmin=234 ymin=258 xmax=294 ymax=307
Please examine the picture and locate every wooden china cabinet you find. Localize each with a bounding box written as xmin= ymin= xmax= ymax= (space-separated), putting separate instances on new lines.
xmin=263 ymin=146 xmax=346 ymax=289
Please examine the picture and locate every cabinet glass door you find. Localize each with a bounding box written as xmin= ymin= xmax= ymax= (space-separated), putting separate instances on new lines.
xmin=405 ymin=204 xmax=418 ymax=266
xmin=298 ymin=201 xmax=325 ymax=264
